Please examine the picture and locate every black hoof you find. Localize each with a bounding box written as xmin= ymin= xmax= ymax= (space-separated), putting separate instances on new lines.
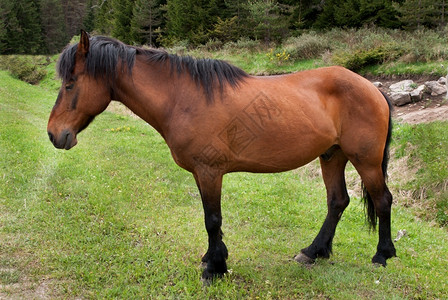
xmin=372 ymin=245 xmax=396 ymax=267
xmin=372 ymin=254 xmax=387 ymax=267
xmin=200 ymin=258 xmax=227 ymax=283
xmin=201 ymin=267 xmax=226 ymax=285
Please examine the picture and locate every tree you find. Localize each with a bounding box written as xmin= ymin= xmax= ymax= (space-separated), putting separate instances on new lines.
xmin=95 ymin=0 xmax=114 ymax=35
xmin=83 ymin=0 xmax=96 ymax=32
xmin=395 ymin=0 xmax=447 ymax=29
xmin=245 ymin=0 xmax=291 ymax=44
xmin=165 ymin=0 xmax=219 ymax=45
xmin=313 ymin=0 xmax=340 ymax=28
xmin=223 ymin=0 xmax=251 ymax=34
xmin=359 ymin=0 xmax=401 ymax=28
xmin=334 ymin=0 xmax=362 ymax=27
xmin=111 ymin=0 xmax=135 ymax=44
xmin=130 ymin=0 xmax=162 ymax=46
xmin=210 ymin=16 xmax=240 ymax=42
xmin=2 ymin=0 xmax=43 ymax=54
xmin=61 ymin=0 xmax=87 ymax=40
xmin=315 ymin=0 xmax=400 ymax=29
xmin=41 ymin=0 xmax=68 ymax=53
xmin=0 ymin=0 xmax=11 ymax=53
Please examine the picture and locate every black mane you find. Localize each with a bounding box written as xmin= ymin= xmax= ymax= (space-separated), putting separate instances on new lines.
xmin=57 ymin=35 xmax=248 ymax=102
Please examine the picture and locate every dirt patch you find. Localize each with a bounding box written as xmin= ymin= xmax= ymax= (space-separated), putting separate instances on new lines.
xmin=394 ymin=105 xmax=448 ymax=124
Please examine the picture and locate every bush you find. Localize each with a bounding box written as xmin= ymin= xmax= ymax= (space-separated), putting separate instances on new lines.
xmin=223 ymin=37 xmax=262 ymax=53
xmin=283 ymin=33 xmax=332 ymax=60
xmin=331 ymin=47 xmax=387 ymax=71
xmin=200 ymin=39 xmax=224 ymax=51
xmin=166 ymin=40 xmax=190 ymax=55
xmin=331 ymin=42 xmax=404 ymax=71
xmin=0 ymin=55 xmax=48 ymax=84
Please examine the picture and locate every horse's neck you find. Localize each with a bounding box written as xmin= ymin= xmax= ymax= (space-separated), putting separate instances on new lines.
xmin=113 ymin=58 xmax=179 ymax=137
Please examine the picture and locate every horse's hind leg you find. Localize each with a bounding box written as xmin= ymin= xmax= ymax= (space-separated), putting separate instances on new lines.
xmin=295 ymin=146 xmax=349 ymax=264
xmin=353 ymin=163 xmax=396 ymax=266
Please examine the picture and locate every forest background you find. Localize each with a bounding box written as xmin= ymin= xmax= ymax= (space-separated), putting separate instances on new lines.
xmin=1 ymin=0 xmax=448 ymax=55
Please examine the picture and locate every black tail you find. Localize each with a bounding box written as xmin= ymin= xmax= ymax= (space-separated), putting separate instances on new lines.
xmin=362 ymin=91 xmax=393 ymax=229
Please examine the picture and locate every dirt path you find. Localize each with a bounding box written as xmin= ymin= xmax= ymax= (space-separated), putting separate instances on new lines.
xmin=394 ymin=105 xmax=448 ymax=124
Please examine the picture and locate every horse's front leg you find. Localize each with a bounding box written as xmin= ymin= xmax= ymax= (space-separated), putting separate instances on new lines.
xmin=194 ymin=172 xmax=228 ymax=281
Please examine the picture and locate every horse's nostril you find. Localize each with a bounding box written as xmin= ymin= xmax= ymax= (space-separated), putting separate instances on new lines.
xmin=48 ymin=131 xmax=55 ymax=143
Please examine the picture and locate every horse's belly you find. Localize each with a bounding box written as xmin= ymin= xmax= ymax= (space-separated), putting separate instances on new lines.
xmin=230 ymin=132 xmax=335 ymax=173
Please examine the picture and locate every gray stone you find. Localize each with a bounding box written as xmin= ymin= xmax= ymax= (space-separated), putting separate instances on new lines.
xmin=425 ymin=81 xmax=447 ymax=96
xmin=390 ymin=92 xmax=411 ymax=106
xmin=410 ymin=85 xmax=426 ymax=101
xmin=438 ymin=77 xmax=447 ymax=85
xmin=389 ymin=80 xmax=415 ymax=93
xmin=372 ymin=81 xmax=383 ymax=87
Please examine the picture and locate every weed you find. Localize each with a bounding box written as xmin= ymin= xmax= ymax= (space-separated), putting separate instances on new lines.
xmin=266 ymin=49 xmax=291 ymax=64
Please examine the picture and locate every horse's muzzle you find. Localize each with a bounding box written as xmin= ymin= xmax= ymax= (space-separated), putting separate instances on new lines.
xmin=48 ymin=129 xmax=77 ymax=150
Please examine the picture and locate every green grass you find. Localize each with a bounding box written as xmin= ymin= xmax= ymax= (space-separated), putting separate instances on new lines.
xmin=1 ymin=70 xmax=448 ymax=298
xmin=362 ymin=61 xmax=448 ymax=77
xmin=393 ymin=122 xmax=448 ymax=226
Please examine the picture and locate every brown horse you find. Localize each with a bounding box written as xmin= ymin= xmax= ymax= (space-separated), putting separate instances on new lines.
xmin=47 ymin=31 xmax=396 ymax=281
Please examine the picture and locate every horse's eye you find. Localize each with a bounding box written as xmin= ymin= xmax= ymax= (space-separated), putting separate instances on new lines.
xmin=65 ymin=83 xmax=74 ymax=91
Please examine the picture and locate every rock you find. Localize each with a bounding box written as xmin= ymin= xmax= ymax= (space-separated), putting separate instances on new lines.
xmin=372 ymin=81 xmax=383 ymax=87
xmin=438 ymin=77 xmax=447 ymax=85
xmin=389 ymin=80 xmax=415 ymax=93
xmin=410 ymin=85 xmax=426 ymax=101
xmin=425 ymin=81 xmax=447 ymax=96
xmin=390 ymin=92 xmax=412 ymax=106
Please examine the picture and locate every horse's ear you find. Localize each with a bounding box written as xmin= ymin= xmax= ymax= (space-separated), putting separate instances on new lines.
xmin=77 ymin=30 xmax=90 ymax=57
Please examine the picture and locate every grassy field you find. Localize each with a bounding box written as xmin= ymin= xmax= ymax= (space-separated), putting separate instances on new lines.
xmin=1 ymin=70 xmax=448 ymax=299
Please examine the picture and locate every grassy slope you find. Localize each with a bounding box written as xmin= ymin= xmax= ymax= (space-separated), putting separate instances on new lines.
xmin=1 ymin=71 xmax=448 ymax=298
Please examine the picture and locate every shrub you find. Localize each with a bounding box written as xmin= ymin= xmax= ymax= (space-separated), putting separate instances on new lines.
xmin=200 ymin=39 xmax=224 ymax=51
xmin=331 ymin=47 xmax=387 ymax=71
xmin=0 ymin=55 xmax=48 ymax=84
xmin=283 ymin=33 xmax=332 ymax=60
xmin=166 ymin=40 xmax=190 ymax=55
xmin=331 ymin=42 xmax=404 ymax=71
xmin=223 ymin=37 xmax=262 ymax=53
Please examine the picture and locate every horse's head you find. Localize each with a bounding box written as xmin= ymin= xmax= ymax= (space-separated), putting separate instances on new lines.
xmin=47 ymin=30 xmax=112 ymax=150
